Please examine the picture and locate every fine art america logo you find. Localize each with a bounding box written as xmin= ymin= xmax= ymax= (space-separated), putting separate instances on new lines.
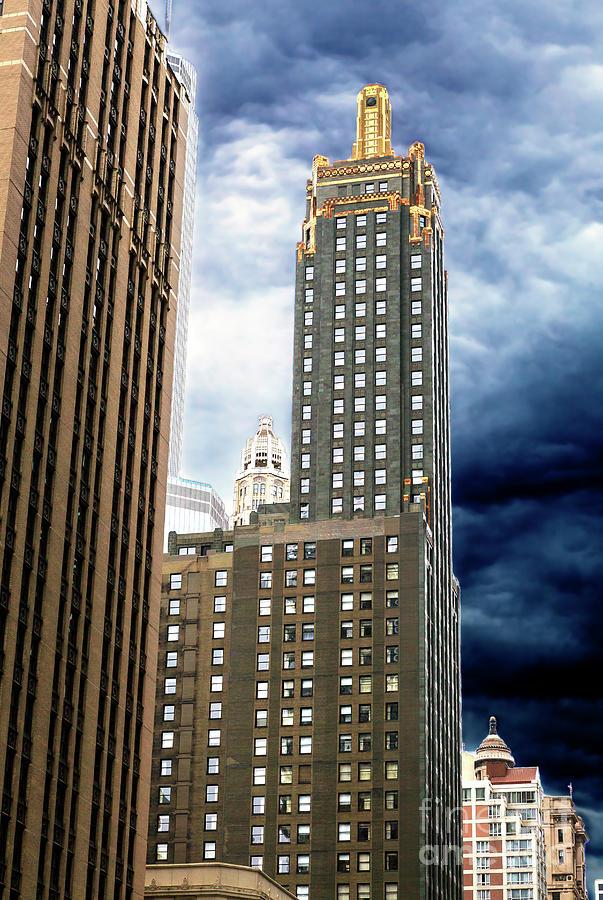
xmin=420 ymin=797 xmax=463 ymax=866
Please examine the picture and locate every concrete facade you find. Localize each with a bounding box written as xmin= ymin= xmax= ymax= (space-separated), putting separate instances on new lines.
xmin=0 ymin=0 xmax=189 ymax=895
xmin=542 ymin=795 xmax=588 ymax=900
xmin=232 ymin=416 xmax=290 ymax=527
xmin=145 ymin=862 xmax=295 ymax=899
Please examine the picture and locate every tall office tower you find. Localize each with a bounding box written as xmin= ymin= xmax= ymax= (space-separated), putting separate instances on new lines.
xmin=164 ymin=52 xmax=198 ymax=479
xmin=0 ymin=0 xmax=189 ymax=895
xmin=232 ymin=416 xmax=290 ymax=527
xmin=289 ymin=84 xmax=460 ymax=895
xmin=147 ymin=85 xmax=460 ymax=900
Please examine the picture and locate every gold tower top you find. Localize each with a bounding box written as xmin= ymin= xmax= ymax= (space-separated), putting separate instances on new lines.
xmin=351 ymin=84 xmax=394 ymax=160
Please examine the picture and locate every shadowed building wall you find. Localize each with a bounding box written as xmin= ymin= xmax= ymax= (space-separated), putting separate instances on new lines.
xmin=0 ymin=0 xmax=189 ymax=895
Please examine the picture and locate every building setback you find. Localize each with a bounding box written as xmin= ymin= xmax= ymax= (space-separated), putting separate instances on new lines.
xmin=0 ymin=0 xmax=189 ymax=896
xmin=148 ymin=84 xmax=461 ymax=900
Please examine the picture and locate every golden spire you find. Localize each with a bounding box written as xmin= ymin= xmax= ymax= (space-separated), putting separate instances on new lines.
xmin=351 ymin=84 xmax=394 ymax=160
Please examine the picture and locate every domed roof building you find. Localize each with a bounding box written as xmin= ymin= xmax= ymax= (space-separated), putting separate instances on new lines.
xmin=232 ymin=416 xmax=290 ymax=526
xmin=474 ymin=715 xmax=515 ymax=772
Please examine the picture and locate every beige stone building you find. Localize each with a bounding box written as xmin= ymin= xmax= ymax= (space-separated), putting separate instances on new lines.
xmin=145 ymin=862 xmax=295 ymax=899
xmin=232 ymin=416 xmax=289 ymax=526
xmin=542 ymin=795 xmax=588 ymax=900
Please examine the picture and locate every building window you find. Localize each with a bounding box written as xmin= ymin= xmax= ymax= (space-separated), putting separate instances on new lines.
xmin=411 ymin=277 xmax=422 ymax=291
xmin=208 ymin=729 xmax=221 ymax=746
xmin=169 ymin=573 xmax=182 ymax=590
xmin=166 ymin=651 xmax=177 ymax=667
xmin=167 ymin=625 xmax=179 ymax=642
xmin=386 ymin=674 xmax=399 ymax=692
xmin=355 ymin=279 xmax=366 ymax=294
xmin=214 ymin=595 xmax=226 ymax=613
xmin=356 ymin=257 xmax=366 ymax=271
xmin=301 ymin=678 xmax=313 ymax=696
xmin=164 ymin=678 xmax=177 ymax=694
xmin=203 ymin=842 xmax=216 ymax=860
xmin=411 ymin=371 xmax=422 ymax=385
xmin=305 ymin=288 xmax=314 ymax=303
xmin=412 ymin=324 xmax=422 ymax=338
xmin=159 ymin=786 xmax=171 ymax=804
xmin=211 ymin=675 xmax=223 ymax=692
xmin=257 ymin=653 xmax=269 ymax=671
xmin=356 ymin=234 xmax=367 ymax=249
xmin=156 ymin=843 xmax=168 ymax=861
xmin=355 ymin=301 xmax=366 ymax=318
xmin=206 ymin=785 xmax=219 ymax=802
xmin=412 ymin=299 xmax=422 ymax=315
xmin=253 ymin=767 xmax=266 ymax=785
xmin=213 ymin=622 xmax=225 ymax=639
xmin=333 ymin=447 xmax=344 ymax=463
xmin=300 ymin=504 xmax=309 ymax=519
xmin=212 ymin=649 xmax=224 ymax=666
xmin=215 ymin=570 xmax=227 ymax=587
xmin=411 ymin=347 xmax=423 ymax=362
xmin=205 ymin=813 xmax=218 ymax=830
xmin=258 ymin=598 xmax=271 ymax=617
xmin=359 ymin=648 xmax=372 ymax=666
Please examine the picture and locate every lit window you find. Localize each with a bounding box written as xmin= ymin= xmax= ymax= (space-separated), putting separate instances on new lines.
xmin=340 ymin=649 xmax=353 ymax=666
xmin=164 ymin=678 xmax=176 ymax=694
xmin=215 ymin=570 xmax=227 ymax=587
xmin=212 ymin=649 xmax=224 ymax=665
xmin=385 ymin=761 xmax=398 ymax=779
xmin=355 ymin=279 xmax=366 ymax=294
xmin=208 ymin=729 xmax=221 ymax=746
xmin=411 ymin=371 xmax=422 ymax=385
xmin=332 ymin=498 xmax=343 ymax=514
xmin=412 ymin=420 xmax=423 ymax=434
xmin=356 ymin=234 xmax=366 ymax=249
xmin=359 ymin=675 xmax=372 ymax=693
xmin=375 ymin=494 xmax=386 ymax=510
xmin=280 ymin=768 xmax=293 ymax=785
xmin=167 ymin=625 xmax=179 ymax=642
xmin=206 ymin=785 xmax=219 ymax=802
xmin=161 ymin=759 xmax=172 ymax=776
xmin=166 ymin=651 xmax=177 ymax=667
xmin=300 ymin=478 xmax=310 ymax=494
xmin=375 ymin=323 xmax=386 ymax=339
xmin=339 ymin=763 xmax=352 ymax=782
xmin=253 ymin=767 xmax=266 ymax=785
xmin=338 ymin=823 xmax=351 ymax=841
xmin=411 ymin=254 xmax=421 ymax=268
xmin=411 ymin=277 xmax=422 ymax=291
xmin=334 ymin=351 xmax=345 ymax=366
xmin=376 ymin=277 xmax=386 ymax=292
xmin=412 ymin=299 xmax=422 ymax=315
xmin=376 ymin=232 xmax=386 ymax=246
xmin=302 ymin=428 xmax=311 ymax=443
xmin=156 ymin=843 xmax=168 ymax=861
xmin=334 ymin=327 xmax=345 ymax=343
xmin=412 ymin=324 xmax=422 ymax=339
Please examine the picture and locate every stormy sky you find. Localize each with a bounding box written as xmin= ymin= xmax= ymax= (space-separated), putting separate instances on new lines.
xmin=161 ymin=0 xmax=603 ymax=882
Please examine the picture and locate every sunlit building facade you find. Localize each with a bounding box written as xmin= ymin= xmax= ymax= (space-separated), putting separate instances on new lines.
xmin=232 ymin=416 xmax=290 ymax=527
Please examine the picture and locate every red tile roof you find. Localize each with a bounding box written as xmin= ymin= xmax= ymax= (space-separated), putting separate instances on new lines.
xmin=490 ymin=766 xmax=539 ymax=784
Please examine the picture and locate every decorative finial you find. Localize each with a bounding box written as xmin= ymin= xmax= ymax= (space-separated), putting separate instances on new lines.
xmin=489 ymin=716 xmax=497 ymax=735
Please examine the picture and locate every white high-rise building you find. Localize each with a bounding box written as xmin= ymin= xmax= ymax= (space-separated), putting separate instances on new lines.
xmin=232 ymin=416 xmax=290 ymax=526
xmin=165 ymin=51 xmax=198 ymax=477
xmin=163 ymin=476 xmax=229 ymax=550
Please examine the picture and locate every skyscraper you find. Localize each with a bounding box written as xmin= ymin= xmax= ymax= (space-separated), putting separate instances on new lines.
xmin=164 ymin=51 xmax=198 ymax=479
xmin=148 ymin=84 xmax=461 ymax=900
xmin=0 ymin=0 xmax=189 ymax=896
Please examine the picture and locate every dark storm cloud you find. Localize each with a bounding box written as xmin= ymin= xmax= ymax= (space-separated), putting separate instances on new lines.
xmin=162 ymin=0 xmax=603 ymax=883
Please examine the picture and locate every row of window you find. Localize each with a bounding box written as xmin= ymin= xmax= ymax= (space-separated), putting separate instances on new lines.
xmin=260 ymin=537 xmax=398 ymax=562
xmin=304 ymin=298 xmax=421 ymax=323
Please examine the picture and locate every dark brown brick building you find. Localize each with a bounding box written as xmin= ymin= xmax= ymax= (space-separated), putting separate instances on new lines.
xmin=148 ymin=83 xmax=461 ymax=900
xmin=0 ymin=0 xmax=190 ymax=895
